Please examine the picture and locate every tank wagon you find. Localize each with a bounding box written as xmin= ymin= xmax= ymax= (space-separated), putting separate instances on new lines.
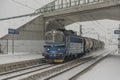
xmin=43 ymin=29 xmax=104 ymax=63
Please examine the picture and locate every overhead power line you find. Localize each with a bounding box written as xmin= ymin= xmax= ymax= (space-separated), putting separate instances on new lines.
xmin=88 ymin=15 xmax=107 ymax=32
xmin=32 ymin=0 xmax=41 ymax=5
xmin=82 ymin=14 xmax=107 ymax=34
xmin=0 ymin=0 xmax=42 ymax=21
xmin=0 ymin=13 xmax=39 ymax=21
xmin=11 ymin=0 xmax=36 ymax=10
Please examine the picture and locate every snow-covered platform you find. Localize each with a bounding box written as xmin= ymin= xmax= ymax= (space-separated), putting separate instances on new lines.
xmin=0 ymin=49 xmax=105 ymax=65
xmin=0 ymin=47 xmax=116 ymax=74
xmin=77 ymin=53 xmax=120 ymax=80
xmin=0 ymin=53 xmax=43 ymax=65
xmin=0 ymin=53 xmax=43 ymax=73
xmin=0 ymin=47 xmax=112 ymax=65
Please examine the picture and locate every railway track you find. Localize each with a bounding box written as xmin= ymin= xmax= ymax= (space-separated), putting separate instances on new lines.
xmin=0 ymin=63 xmax=55 ymax=80
xmin=43 ymin=50 xmax=116 ymax=80
xmin=44 ymin=58 xmax=93 ymax=80
xmin=0 ymin=63 xmax=46 ymax=76
xmin=0 ymin=49 xmax=114 ymax=80
xmin=69 ymin=50 xmax=117 ymax=80
xmin=19 ymin=50 xmax=109 ymax=80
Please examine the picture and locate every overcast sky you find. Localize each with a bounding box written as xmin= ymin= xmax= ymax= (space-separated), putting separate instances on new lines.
xmin=0 ymin=0 xmax=53 ymax=37
xmin=0 ymin=0 xmax=53 ymax=18
xmin=0 ymin=0 xmax=120 ymax=45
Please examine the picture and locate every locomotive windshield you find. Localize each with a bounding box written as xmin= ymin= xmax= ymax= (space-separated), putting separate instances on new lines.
xmin=46 ymin=30 xmax=65 ymax=42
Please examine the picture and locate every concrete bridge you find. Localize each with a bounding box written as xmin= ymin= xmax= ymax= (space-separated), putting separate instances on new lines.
xmin=1 ymin=0 xmax=120 ymax=30
xmin=40 ymin=0 xmax=120 ymax=30
xmin=1 ymin=0 xmax=120 ymax=54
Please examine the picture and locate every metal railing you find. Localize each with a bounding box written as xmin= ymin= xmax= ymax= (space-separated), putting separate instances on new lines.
xmin=35 ymin=0 xmax=104 ymax=13
xmin=0 ymin=0 xmax=105 ymax=21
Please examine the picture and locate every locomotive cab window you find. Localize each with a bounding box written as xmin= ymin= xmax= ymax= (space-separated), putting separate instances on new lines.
xmin=45 ymin=30 xmax=65 ymax=42
xmin=46 ymin=33 xmax=52 ymax=41
xmin=54 ymin=33 xmax=64 ymax=42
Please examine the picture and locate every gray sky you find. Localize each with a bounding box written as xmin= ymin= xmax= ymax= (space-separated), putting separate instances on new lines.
xmin=0 ymin=0 xmax=120 ymax=45
xmin=0 ymin=0 xmax=53 ymax=37
xmin=0 ymin=0 xmax=53 ymax=18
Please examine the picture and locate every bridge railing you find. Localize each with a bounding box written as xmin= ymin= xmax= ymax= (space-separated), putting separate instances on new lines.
xmin=35 ymin=0 xmax=104 ymax=13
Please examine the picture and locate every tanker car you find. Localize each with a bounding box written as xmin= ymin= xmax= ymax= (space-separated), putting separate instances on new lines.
xmin=43 ymin=29 xmax=104 ymax=63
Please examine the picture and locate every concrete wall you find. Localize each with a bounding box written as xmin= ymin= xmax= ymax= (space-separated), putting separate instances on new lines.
xmin=1 ymin=15 xmax=45 ymax=40
xmin=0 ymin=15 xmax=45 ymax=54
xmin=0 ymin=40 xmax=44 ymax=54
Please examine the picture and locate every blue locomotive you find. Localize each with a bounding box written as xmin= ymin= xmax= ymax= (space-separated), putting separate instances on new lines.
xmin=43 ymin=29 xmax=104 ymax=63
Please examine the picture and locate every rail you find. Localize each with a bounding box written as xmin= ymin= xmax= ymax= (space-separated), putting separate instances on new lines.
xmin=0 ymin=64 xmax=55 ymax=80
xmin=43 ymin=50 xmax=116 ymax=80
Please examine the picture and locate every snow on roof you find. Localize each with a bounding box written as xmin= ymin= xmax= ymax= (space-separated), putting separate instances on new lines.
xmin=0 ymin=15 xmax=40 ymax=38
xmin=0 ymin=0 xmax=53 ymax=38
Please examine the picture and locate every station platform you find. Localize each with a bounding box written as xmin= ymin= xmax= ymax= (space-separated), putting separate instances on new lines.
xmin=0 ymin=47 xmax=116 ymax=74
xmin=0 ymin=47 xmax=114 ymax=65
xmin=0 ymin=53 xmax=43 ymax=65
xmin=0 ymin=53 xmax=43 ymax=73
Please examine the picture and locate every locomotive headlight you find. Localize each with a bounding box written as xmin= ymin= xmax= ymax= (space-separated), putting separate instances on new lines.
xmin=57 ymin=48 xmax=61 ymax=51
xmin=45 ymin=48 xmax=50 ymax=51
xmin=47 ymin=48 xmax=50 ymax=51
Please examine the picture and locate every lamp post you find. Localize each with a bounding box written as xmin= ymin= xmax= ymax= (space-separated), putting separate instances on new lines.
xmin=8 ymin=28 xmax=19 ymax=54
xmin=118 ymin=25 xmax=120 ymax=54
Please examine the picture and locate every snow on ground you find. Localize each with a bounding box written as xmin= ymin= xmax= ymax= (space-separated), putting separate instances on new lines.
xmin=0 ymin=48 xmax=107 ymax=65
xmin=77 ymin=52 xmax=120 ymax=80
xmin=0 ymin=53 xmax=43 ymax=65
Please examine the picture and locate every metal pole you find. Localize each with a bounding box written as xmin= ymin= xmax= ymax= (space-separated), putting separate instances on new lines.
xmin=79 ymin=25 xmax=82 ymax=36
xmin=69 ymin=0 xmax=71 ymax=7
xmin=105 ymin=36 xmax=106 ymax=44
xmin=12 ymin=34 xmax=14 ymax=54
xmin=78 ymin=0 xmax=80 ymax=5
xmin=98 ymin=33 xmax=99 ymax=41
xmin=7 ymin=39 xmax=8 ymax=54
xmin=44 ymin=18 xmax=46 ymax=40
xmin=61 ymin=0 xmax=63 ymax=8
xmin=118 ymin=25 xmax=120 ymax=54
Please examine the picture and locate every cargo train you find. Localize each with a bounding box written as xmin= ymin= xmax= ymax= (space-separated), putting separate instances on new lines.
xmin=43 ymin=29 xmax=104 ymax=63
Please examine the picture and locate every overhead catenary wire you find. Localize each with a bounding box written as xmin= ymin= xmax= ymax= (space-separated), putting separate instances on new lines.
xmin=0 ymin=13 xmax=39 ymax=21
xmin=0 ymin=0 xmax=42 ymax=21
xmin=67 ymin=14 xmax=107 ymax=41
xmin=32 ymin=0 xmax=41 ymax=6
xmin=88 ymin=15 xmax=107 ymax=33
xmin=65 ymin=16 xmax=98 ymax=36
xmin=82 ymin=14 xmax=107 ymax=34
xmin=11 ymin=0 xmax=36 ymax=10
xmin=84 ymin=14 xmax=118 ymax=45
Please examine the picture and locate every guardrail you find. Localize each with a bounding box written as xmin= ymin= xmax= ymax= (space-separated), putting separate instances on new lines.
xmin=35 ymin=0 xmax=104 ymax=13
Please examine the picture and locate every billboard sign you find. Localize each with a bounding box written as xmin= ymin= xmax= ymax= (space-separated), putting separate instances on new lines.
xmin=114 ymin=30 xmax=120 ymax=34
xmin=8 ymin=28 xmax=19 ymax=34
xmin=118 ymin=38 xmax=120 ymax=40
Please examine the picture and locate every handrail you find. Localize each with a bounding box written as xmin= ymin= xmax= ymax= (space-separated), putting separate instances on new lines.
xmin=0 ymin=0 xmax=105 ymax=21
xmin=35 ymin=0 xmax=104 ymax=13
